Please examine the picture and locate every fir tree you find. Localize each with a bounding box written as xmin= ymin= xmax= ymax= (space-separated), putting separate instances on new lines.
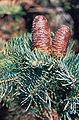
xmin=0 ymin=17 xmax=79 ymax=119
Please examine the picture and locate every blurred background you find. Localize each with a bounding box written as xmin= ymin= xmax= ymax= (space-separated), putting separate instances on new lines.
xmin=0 ymin=0 xmax=79 ymax=120
xmin=0 ymin=0 xmax=79 ymax=54
xmin=0 ymin=0 xmax=79 ymax=53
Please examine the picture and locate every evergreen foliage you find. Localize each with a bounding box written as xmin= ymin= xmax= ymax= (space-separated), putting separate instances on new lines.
xmin=0 ymin=33 xmax=79 ymax=119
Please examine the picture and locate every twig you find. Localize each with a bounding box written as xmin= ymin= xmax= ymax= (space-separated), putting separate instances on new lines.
xmin=0 ymin=78 xmax=18 ymax=84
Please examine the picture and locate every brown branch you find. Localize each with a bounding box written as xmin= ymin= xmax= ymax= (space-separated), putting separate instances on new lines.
xmin=0 ymin=78 xmax=19 ymax=84
xmin=28 ymin=6 xmax=56 ymax=14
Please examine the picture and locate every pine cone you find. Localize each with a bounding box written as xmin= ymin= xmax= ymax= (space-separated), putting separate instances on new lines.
xmin=32 ymin=15 xmax=52 ymax=55
xmin=52 ymin=25 xmax=70 ymax=57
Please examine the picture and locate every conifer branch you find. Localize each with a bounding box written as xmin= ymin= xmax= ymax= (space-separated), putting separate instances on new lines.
xmin=0 ymin=31 xmax=78 ymax=119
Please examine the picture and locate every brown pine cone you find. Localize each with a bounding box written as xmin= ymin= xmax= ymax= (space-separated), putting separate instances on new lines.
xmin=52 ymin=25 xmax=70 ymax=57
xmin=32 ymin=15 xmax=52 ymax=55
